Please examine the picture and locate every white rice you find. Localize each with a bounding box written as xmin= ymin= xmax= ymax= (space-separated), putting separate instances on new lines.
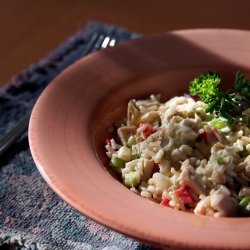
xmin=105 ymin=95 xmax=250 ymax=217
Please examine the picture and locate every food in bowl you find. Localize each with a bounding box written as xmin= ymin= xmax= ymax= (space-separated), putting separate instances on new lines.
xmin=105 ymin=71 xmax=250 ymax=217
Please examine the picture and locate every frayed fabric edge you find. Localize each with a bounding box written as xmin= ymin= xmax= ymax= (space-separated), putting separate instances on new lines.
xmin=0 ymin=230 xmax=57 ymax=250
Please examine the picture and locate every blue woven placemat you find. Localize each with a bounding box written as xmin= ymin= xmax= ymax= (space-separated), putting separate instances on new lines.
xmin=0 ymin=22 xmax=161 ymax=250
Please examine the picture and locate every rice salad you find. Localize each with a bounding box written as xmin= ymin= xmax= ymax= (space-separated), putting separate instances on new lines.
xmin=105 ymin=72 xmax=250 ymax=217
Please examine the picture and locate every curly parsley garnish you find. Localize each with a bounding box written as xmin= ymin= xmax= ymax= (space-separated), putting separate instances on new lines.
xmin=234 ymin=71 xmax=250 ymax=98
xmin=189 ymin=71 xmax=250 ymax=125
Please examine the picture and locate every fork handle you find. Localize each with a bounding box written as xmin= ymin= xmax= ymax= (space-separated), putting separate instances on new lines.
xmin=0 ymin=33 xmax=115 ymax=158
xmin=0 ymin=115 xmax=30 ymax=157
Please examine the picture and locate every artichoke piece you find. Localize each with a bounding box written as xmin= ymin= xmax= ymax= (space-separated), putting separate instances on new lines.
xmin=127 ymin=100 xmax=141 ymax=126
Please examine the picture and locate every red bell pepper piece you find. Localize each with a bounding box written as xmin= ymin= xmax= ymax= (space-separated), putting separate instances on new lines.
xmin=140 ymin=123 xmax=154 ymax=137
xmin=190 ymin=95 xmax=200 ymax=102
xmin=105 ymin=138 xmax=111 ymax=146
xmin=160 ymin=198 xmax=170 ymax=207
xmin=175 ymin=186 xmax=195 ymax=204
xmin=152 ymin=164 xmax=160 ymax=174
xmin=211 ymin=128 xmax=219 ymax=141
xmin=197 ymin=130 xmax=208 ymax=144
xmin=197 ymin=129 xmax=218 ymax=145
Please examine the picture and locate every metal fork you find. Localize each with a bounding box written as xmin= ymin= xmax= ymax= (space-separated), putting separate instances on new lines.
xmin=0 ymin=33 xmax=116 ymax=157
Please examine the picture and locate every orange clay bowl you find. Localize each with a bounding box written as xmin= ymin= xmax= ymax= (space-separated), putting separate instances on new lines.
xmin=29 ymin=29 xmax=250 ymax=250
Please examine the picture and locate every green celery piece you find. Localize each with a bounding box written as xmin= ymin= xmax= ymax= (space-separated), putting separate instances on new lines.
xmin=210 ymin=117 xmax=228 ymax=129
xmin=127 ymin=136 xmax=136 ymax=147
xmin=124 ymin=171 xmax=140 ymax=188
xmin=239 ymin=196 xmax=250 ymax=208
xmin=110 ymin=156 xmax=126 ymax=168
xmin=217 ymin=157 xmax=225 ymax=165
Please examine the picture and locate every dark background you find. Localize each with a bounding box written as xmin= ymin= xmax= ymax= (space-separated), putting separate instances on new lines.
xmin=1 ymin=0 xmax=250 ymax=87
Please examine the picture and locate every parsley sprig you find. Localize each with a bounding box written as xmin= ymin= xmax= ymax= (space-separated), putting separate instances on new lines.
xmin=234 ymin=71 xmax=250 ymax=98
xmin=189 ymin=71 xmax=250 ymax=125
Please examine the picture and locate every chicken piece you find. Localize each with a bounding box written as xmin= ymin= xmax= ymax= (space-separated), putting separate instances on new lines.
xmin=151 ymin=172 xmax=171 ymax=192
xmin=140 ymin=111 xmax=161 ymax=124
xmin=194 ymin=187 xmax=237 ymax=217
xmin=239 ymin=186 xmax=250 ymax=196
xmin=239 ymin=155 xmax=250 ymax=179
xmin=141 ymin=159 xmax=154 ymax=182
xmin=167 ymin=116 xmax=199 ymax=146
xmin=244 ymin=155 xmax=250 ymax=163
xmin=117 ymin=126 xmax=137 ymax=146
xmin=210 ymin=190 xmax=237 ymax=217
xmin=179 ymin=160 xmax=205 ymax=196
xmin=194 ymin=197 xmax=215 ymax=216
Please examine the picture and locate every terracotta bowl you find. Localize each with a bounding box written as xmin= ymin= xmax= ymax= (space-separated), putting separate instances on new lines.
xmin=29 ymin=29 xmax=250 ymax=250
